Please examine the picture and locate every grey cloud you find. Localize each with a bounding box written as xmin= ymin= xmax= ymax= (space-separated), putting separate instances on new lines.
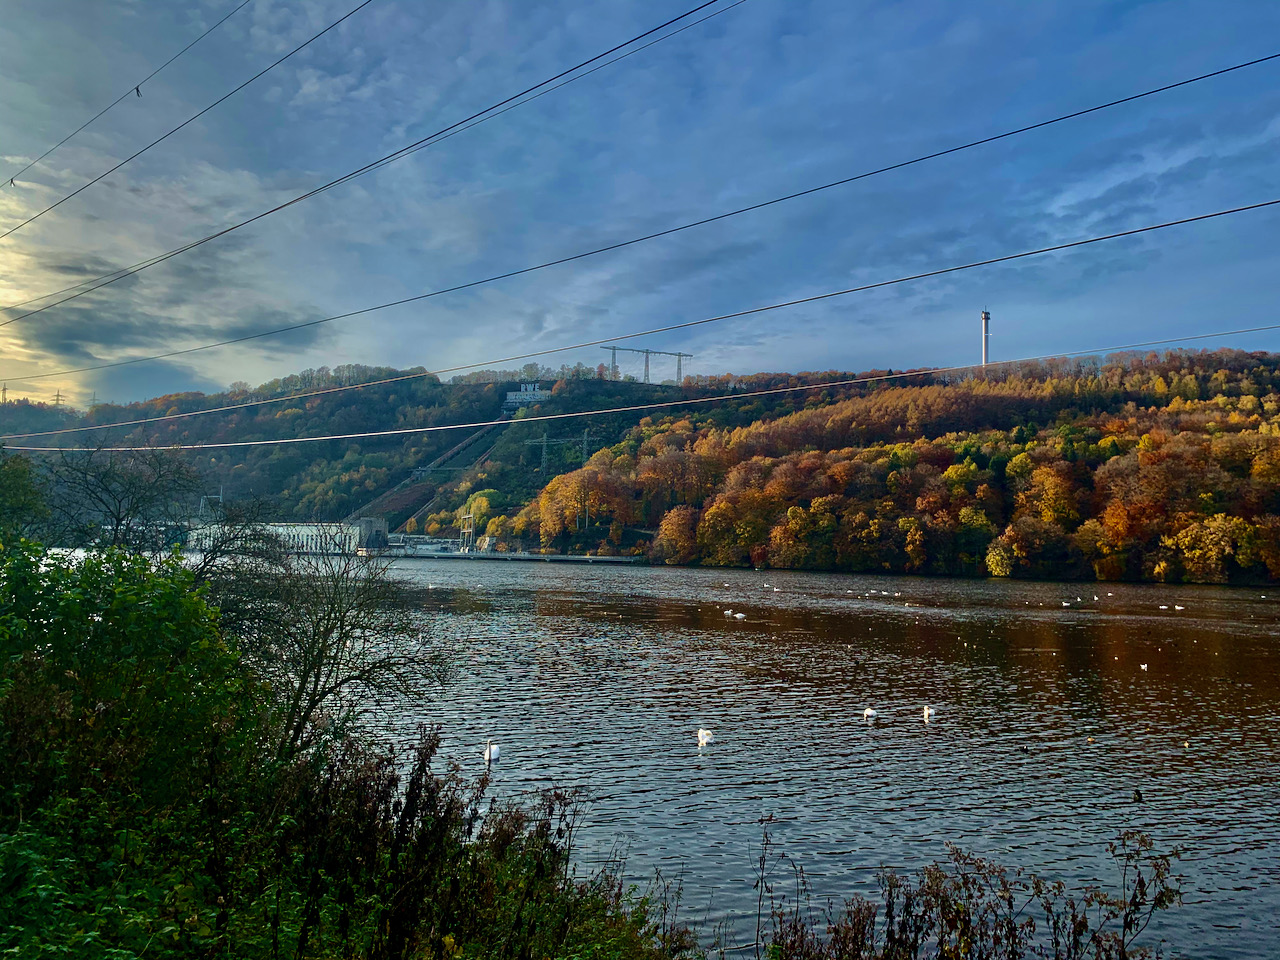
xmin=3 ymin=0 xmax=1280 ymax=405
xmin=84 ymin=358 xmax=226 ymax=406
xmin=38 ymin=254 xmax=125 ymax=278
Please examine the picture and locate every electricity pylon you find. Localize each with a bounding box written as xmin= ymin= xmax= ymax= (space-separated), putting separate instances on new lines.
xmin=602 ymin=346 xmax=693 ymax=383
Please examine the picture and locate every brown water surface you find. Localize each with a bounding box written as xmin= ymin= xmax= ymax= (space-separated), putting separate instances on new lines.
xmin=386 ymin=560 xmax=1280 ymax=957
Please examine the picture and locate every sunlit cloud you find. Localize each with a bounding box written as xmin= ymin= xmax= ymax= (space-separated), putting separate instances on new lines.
xmin=0 ymin=0 xmax=1278 ymax=406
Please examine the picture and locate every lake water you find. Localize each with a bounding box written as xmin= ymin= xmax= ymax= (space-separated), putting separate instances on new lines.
xmin=383 ymin=559 xmax=1280 ymax=957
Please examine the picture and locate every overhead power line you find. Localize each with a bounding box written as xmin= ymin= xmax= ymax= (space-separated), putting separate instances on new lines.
xmin=1 ymin=46 xmax=1274 ymax=343
xmin=2 ymin=194 xmax=1278 ymax=441
xmin=0 ymin=0 xmax=377 ymax=242
xmin=10 ymin=320 xmax=1280 ymax=454
xmin=3 ymin=0 xmax=256 ymax=185
xmin=0 ymin=0 xmax=733 ymax=318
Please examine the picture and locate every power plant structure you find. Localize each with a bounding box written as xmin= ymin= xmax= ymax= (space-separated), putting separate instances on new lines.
xmin=981 ymin=309 xmax=991 ymax=367
xmin=603 ymin=346 xmax=693 ymax=383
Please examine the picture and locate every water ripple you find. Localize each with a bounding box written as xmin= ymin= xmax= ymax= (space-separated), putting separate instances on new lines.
xmin=382 ymin=560 xmax=1280 ymax=957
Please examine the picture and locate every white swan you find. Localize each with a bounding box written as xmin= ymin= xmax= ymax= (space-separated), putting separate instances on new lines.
xmin=922 ymin=705 xmax=935 ymax=723
xmin=484 ymin=739 xmax=500 ymax=765
xmin=863 ymin=707 xmax=877 ymax=721
xmin=723 ymin=609 xmax=733 ymax=617
xmin=697 ymin=728 xmax=714 ymax=747
xmin=734 ymin=612 xmax=746 ymax=620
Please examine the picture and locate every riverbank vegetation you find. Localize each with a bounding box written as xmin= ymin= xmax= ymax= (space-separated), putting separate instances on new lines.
xmin=746 ymin=819 xmax=1181 ymax=960
xmin=0 ymin=542 xmax=692 ymax=958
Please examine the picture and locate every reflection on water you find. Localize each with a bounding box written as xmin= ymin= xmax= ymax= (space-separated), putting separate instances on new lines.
xmin=383 ymin=561 xmax=1280 ymax=957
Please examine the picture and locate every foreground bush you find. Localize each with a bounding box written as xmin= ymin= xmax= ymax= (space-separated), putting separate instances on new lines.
xmin=750 ymin=822 xmax=1181 ymax=960
xmin=0 ymin=545 xmax=689 ymax=958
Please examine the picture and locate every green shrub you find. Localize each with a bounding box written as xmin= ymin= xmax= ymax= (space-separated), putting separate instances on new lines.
xmin=0 ymin=545 xmax=690 ymax=959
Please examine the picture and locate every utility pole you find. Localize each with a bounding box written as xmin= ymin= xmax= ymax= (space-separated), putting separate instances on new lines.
xmin=53 ymin=389 xmax=64 ymax=406
xmin=1 ymin=383 xmax=6 ymax=404
xmin=608 ymin=346 xmax=618 ymax=381
xmin=981 ymin=309 xmax=991 ymax=367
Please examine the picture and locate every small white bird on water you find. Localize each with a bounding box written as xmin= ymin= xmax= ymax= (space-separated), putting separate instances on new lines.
xmin=723 ymin=609 xmax=733 ymax=617
xmin=734 ymin=612 xmax=746 ymax=620
xmin=923 ymin=705 xmax=936 ymax=723
xmin=1140 ymin=664 xmax=1148 ymax=671
xmin=484 ymin=739 xmax=500 ymax=766
xmin=863 ymin=707 xmax=877 ymax=721
xmin=697 ymin=728 xmax=714 ymax=747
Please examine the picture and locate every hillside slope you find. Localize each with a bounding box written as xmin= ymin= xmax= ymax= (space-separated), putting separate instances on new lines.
xmin=506 ymin=349 xmax=1280 ymax=583
xmin=6 ymin=349 xmax=1280 ymax=582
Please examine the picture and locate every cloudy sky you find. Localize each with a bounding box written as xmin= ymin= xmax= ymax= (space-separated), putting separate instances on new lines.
xmin=1 ymin=0 xmax=1278 ymax=405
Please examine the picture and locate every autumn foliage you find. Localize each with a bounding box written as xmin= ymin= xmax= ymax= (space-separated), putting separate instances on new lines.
xmin=517 ymin=350 xmax=1280 ymax=583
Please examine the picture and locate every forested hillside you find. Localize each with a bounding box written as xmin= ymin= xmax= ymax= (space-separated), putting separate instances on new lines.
xmin=6 ymin=348 xmax=1280 ymax=582
xmin=512 ymin=349 xmax=1280 ymax=583
xmin=1 ymin=363 xmax=725 ymax=526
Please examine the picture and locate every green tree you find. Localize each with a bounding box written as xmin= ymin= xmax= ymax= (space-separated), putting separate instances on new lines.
xmin=0 ymin=545 xmax=250 ymax=815
xmin=0 ymin=449 xmax=47 ymax=550
xmin=0 ymin=546 xmax=259 ymax=954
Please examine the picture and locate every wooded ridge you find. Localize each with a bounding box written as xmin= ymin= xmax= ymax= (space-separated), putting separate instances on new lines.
xmin=6 ymin=348 xmax=1280 ymax=582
